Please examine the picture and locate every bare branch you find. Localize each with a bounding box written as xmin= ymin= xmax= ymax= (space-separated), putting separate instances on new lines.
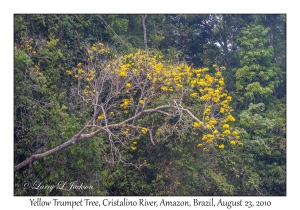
xmin=149 ymin=129 xmax=155 ymax=145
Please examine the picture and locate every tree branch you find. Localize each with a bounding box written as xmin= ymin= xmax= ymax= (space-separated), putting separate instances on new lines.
xmin=14 ymin=104 xmax=203 ymax=171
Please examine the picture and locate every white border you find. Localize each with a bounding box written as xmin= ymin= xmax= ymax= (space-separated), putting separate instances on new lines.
xmin=2 ymin=1 xmax=296 ymax=209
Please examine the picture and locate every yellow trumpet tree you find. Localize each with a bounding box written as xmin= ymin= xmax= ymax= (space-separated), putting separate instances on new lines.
xmin=14 ymin=42 xmax=241 ymax=170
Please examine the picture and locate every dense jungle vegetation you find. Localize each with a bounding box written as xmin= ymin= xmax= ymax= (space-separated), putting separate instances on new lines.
xmin=14 ymin=14 xmax=286 ymax=196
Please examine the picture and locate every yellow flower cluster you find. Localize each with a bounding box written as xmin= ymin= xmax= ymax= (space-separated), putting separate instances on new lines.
xmin=206 ymin=124 xmax=212 ymax=129
xmin=119 ymin=71 xmax=128 ymax=77
xmin=123 ymin=128 xmax=130 ymax=135
xmin=209 ymin=119 xmax=217 ymax=125
xmin=190 ymin=65 xmax=238 ymax=149
xmin=232 ymin=131 xmax=238 ymax=136
xmin=87 ymin=42 xmax=110 ymax=55
xmin=141 ymin=128 xmax=148 ymax=134
xmin=78 ymin=69 xmax=85 ymax=74
xmin=230 ymin=140 xmax=236 ymax=145
xmin=112 ymin=50 xmax=197 ymax=95
xmin=18 ymin=38 xmax=37 ymax=55
xmin=193 ymin=121 xmax=204 ymax=128
xmin=190 ymin=92 xmax=198 ymax=98
xmin=223 ymin=124 xmax=230 ymax=129
xmin=227 ymin=115 xmax=236 ymax=122
xmin=204 ymin=106 xmax=211 ymax=114
xmin=223 ymin=130 xmax=231 ymax=135
xmin=71 ymin=44 xmax=239 ymax=150
xmin=232 ymin=131 xmax=240 ymax=141
xmin=161 ymin=86 xmax=168 ymax=91
xmin=202 ymin=134 xmax=215 ymax=143
xmin=120 ymin=98 xmax=133 ymax=109
xmin=218 ymin=144 xmax=225 ymax=149
xmin=98 ymin=114 xmax=104 ymax=120
xmin=131 ymin=141 xmax=137 ymax=151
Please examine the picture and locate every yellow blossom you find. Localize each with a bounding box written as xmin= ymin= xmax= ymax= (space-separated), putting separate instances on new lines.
xmin=78 ymin=69 xmax=84 ymax=74
xmin=161 ymin=86 xmax=168 ymax=91
xmin=232 ymin=131 xmax=239 ymax=136
xmin=190 ymin=92 xmax=198 ymax=98
xmin=126 ymin=83 xmax=131 ymax=88
xmin=131 ymin=146 xmax=137 ymax=151
xmin=197 ymin=143 xmax=203 ymax=147
xmin=110 ymin=112 xmax=114 ymax=116
xmin=218 ymin=144 xmax=225 ymax=149
xmin=223 ymin=124 xmax=230 ymax=129
xmin=206 ymin=124 xmax=212 ymax=129
xmin=98 ymin=114 xmax=104 ymax=120
xmin=193 ymin=121 xmax=203 ymax=128
xmin=139 ymin=99 xmax=144 ymax=105
xmin=227 ymin=115 xmax=235 ymax=122
xmin=123 ymin=129 xmax=129 ymax=134
xmin=141 ymin=128 xmax=148 ymax=134
xmin=176 ymin=83 xmax=183 ymax=89
xmin=200 ymin=94 xmax=211 ymax=101
xmin=119 ymin=71 xmax=127 ymax=77
xmin=223 ymin=130 xmax=231 ymax=135
xmin=210 ymin=119 xmax=217 ymax=125
xmin=230 ymin=140 xmax=236 ymax=145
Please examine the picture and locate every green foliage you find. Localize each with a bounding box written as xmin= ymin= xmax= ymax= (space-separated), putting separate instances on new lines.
xmin=235 ymin=24 xmax=280 ymax=102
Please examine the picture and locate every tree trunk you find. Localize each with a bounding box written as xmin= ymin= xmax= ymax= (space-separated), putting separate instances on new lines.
xmin=142 ymin=14 xmax=148 ymax=51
